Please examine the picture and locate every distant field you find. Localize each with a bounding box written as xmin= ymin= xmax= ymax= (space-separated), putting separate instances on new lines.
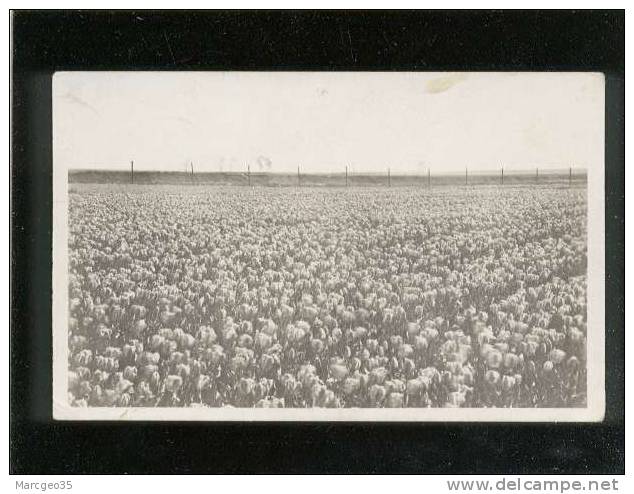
xmin=69 ymin=169 xmax=587 ymax=187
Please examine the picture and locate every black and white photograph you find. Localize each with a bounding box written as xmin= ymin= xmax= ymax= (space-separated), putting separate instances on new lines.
xmin=52 ymin=71 xmax=605 ymax=421
xmin=11 ymin=8 xmax=626 ymax=478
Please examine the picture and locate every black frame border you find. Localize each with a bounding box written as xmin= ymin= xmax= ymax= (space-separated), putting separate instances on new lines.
xmin=10 ymin=10 xmax=625 ymax=474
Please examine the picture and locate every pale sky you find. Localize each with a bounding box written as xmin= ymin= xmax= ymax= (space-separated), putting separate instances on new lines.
xmin=53 ymin=72 xmax=604 ymax=174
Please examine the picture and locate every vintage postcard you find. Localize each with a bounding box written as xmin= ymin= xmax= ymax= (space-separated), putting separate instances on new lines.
xmin=52 ymin=72 xmax=605 ymax=421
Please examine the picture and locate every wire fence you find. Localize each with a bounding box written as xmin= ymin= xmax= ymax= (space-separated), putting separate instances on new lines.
xmin=69 ymin=165 xmax=588 ymax=188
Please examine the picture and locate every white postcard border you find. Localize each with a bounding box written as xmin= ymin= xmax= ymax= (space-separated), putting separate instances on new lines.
xmin=52 ymin=72 xmax=606 ymax=422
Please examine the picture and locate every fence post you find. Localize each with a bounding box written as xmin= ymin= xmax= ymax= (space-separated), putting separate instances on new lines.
xmin=248 ymin=164 xmax=251 ymax=186
xmin=345 ymin=165 xmax=348 ymax=187
xmin=536 ymin=167 xmax=539 ymax=183
xmin=388 ymin=167 xmax=391 ymax=187
xmin=465 ymin=167 xmax=468 ymax=186
xmin=569 ymin=166 xmax=572 ymax=187
xmin=501 ymin=166 xmax=504 ymax=185
xmin=131 ymin=160 xmax=134 ymax=184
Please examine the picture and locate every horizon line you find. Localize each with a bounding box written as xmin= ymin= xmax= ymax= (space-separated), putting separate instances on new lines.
xmin=68 ymin=167 xmax=589 ymax=176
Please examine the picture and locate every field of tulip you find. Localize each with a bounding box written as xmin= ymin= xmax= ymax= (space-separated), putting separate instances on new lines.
xmin=67 ymin=183 xmax=588 ymax=408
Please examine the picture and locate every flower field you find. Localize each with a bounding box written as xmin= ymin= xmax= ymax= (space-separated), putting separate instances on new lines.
xmin=67 ymin=184 xmax=588 ymax=408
